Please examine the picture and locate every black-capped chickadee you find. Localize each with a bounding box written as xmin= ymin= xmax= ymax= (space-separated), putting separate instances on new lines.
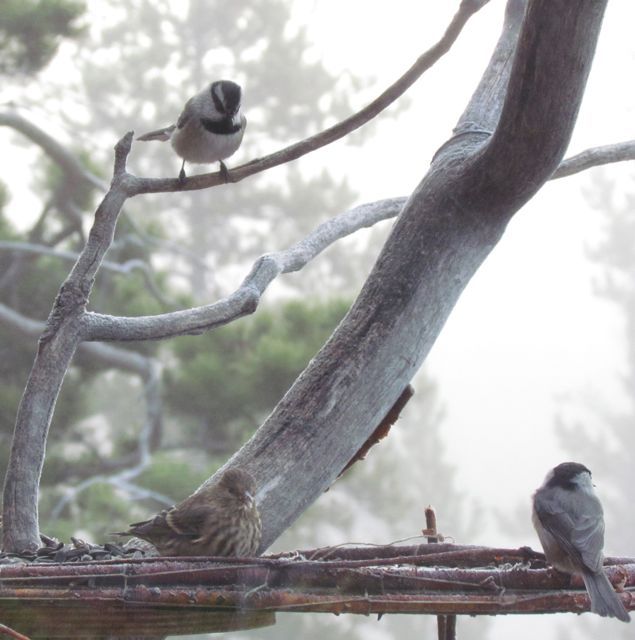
xmin=532 ymin=462 xmax=630 ymax=622
xmin=137 ymin=80 xmax=246 ymax=182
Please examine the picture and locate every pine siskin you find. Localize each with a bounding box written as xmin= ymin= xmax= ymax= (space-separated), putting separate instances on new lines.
xmin=116 ymin=468 xmax=261 ymax=557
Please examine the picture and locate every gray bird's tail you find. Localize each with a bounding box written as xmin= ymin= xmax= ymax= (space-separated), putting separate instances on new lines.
xmin=136 ymin=125 xmax=176 ymax=142
xmin=582 ymin=569 xmax=631 ymax=622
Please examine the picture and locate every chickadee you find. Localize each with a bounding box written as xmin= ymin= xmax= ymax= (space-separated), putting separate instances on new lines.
xmin=532 ymin=462 xmax=630 ymax=622
xmin=137 ymin=80 xmax=246 ymax=182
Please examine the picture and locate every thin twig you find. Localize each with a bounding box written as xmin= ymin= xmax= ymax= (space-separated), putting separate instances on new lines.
xmin=82 ymin=197 xmax=408 ymax=342
xmin=425 ymin=508 xmax=457 ymax=640
xmin=552 ymin=139 xmax=635 ymax=179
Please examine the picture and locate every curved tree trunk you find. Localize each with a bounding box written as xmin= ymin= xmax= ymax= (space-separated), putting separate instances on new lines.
xmin=224 ymin=0 xmax=609 ymax=551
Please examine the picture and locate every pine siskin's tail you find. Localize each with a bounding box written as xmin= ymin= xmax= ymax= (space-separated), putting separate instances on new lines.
xmin=136 ymin=125 xmax=176 ymax=142
xmin=583 ymin=569 xmax=631 ymax=622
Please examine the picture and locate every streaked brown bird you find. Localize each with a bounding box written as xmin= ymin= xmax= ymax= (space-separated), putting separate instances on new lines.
xmin=115 ymin=468 xmax=261 ymax=557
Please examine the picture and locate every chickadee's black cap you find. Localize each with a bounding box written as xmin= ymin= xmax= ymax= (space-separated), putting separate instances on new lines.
xmin=548 ymin=461 xmax=592 ymax=489
xmin=210 ymin=80 xmax=242 ymax=115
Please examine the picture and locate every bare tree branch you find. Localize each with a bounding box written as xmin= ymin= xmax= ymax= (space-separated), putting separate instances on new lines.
xmin=82 ymin=197 xmax=406 ymax=341
xmin=0 ymin=303 xmax=43 ymax=338
xmin=0 ymin=302 xmax=154 ymax=377
xmin=50 ymin=475 xmax=172 ymax=521
xmin=552 ymin=139 xmax=635 ymax=179
xmin=48 ymin=355 xmax=168 ymax=519
xmin=111 ymin=230 xmax=212 ymax=272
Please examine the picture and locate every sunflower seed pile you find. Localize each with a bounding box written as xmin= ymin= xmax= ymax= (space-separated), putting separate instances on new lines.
xmin=0 ymin=533 xmax=158 ymax=565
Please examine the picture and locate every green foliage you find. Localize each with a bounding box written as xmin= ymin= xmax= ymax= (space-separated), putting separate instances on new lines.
xmin=0 ymin=216 xmax=174 ymax=492
xmin=0 ymin=0 xmax=85 ymax=75
xmin=34 ymin=149 xmax=102 ymax=214
xmin=134 ymin=452 xmax=221 ymax=502
xmin=0 ymin=172 xmax=90 ymax=467
xmin=42 ymin=481 xmax=133 ymax=542
xmin=165 ymin=299 xmax=350 ymax=453
xmin=0 ymin=251 xmax=91 ymax=472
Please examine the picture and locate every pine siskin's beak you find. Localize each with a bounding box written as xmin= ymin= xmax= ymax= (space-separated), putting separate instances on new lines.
xmin=245 ymin=491 xmax=256 ymax=508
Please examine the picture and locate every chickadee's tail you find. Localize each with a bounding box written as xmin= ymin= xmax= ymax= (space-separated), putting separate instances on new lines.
xmin=582 ymin=569 xmax=631 ymax=622
xmin=136 ymin=125 xmax=176 ymax=142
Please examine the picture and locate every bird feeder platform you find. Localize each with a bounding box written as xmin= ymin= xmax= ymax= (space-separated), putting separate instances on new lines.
xmin=0 ymin=542 xmax=633 ymax=639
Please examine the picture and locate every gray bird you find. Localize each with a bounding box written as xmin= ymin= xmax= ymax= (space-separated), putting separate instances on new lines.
xmin=532 ymin=462 xmax=630 ymax=622
xmin=137 ymin=80 xmax=246 ymax=182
